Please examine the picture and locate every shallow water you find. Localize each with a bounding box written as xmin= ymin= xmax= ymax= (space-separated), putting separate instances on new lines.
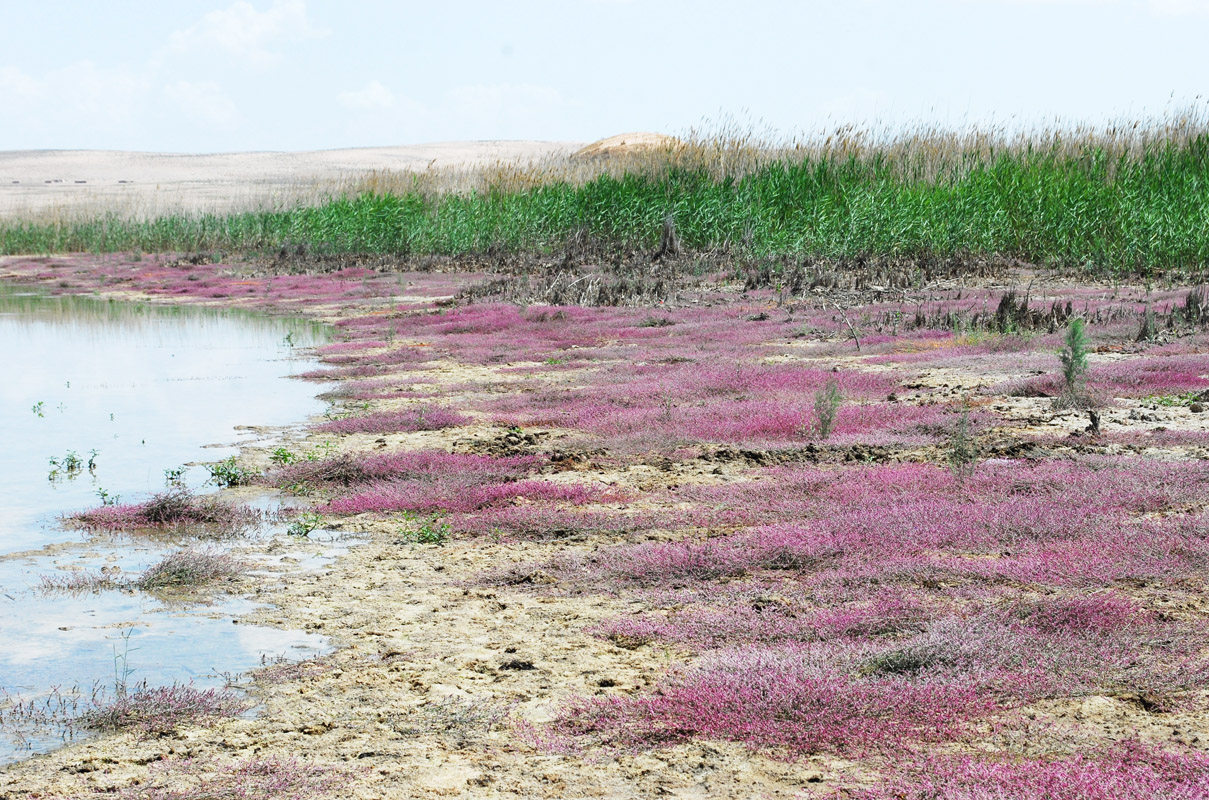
xmin=0 ymin=288 xmax=332 ymax=764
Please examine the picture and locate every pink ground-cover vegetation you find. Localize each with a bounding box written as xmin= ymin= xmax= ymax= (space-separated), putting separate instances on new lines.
xmin=597 ymin=596 xmax=1208 ymax=703
xmin=541 ymin=645 xmax=985 ymax=758
xmin=272 ymin=450 xmax=539 ymax=489
xmin=479 ymin=357 xmax=982 ymax=447
xmin=326 ymin=478 xmax=614 ymax=515
xmin=555 ymin=459 xmax=1209 ymax=590
xmin=0 ymin=255 xmax=429 ymax=312
xmin=316 ymin=406 xmax=469 ymax=434
xmin=1001 ymin=352 xmax=1209 ymax=399
xmin=847 ymin=743 xmax=1209 ymax=800
xmin=533 ymin=457 xmax=1209 ymax=757
xmin=68 ymin=489 xmax=260 ymax=535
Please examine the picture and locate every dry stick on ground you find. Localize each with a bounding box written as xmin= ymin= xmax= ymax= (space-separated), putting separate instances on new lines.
xmin=830 ymin=300 xmax=862 ymax=352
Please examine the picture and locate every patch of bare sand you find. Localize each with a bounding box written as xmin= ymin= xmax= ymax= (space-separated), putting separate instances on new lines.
xmin=573 ymin=132 xmax=681 ymax=159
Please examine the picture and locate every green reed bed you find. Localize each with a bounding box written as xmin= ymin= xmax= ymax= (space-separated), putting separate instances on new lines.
xmin=4 ymin=122 xmax=1209 ymax=275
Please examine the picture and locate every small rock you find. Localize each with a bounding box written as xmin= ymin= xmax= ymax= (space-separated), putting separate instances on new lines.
xmin=1190 ymin=403 xmax=1204 ymax=413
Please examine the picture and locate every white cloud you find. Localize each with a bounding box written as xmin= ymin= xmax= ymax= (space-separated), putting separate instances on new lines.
xmin=163 ymin=81 xmax=241 ymax=129
xmin=167 ymin=0 xmax=327 ymax=67
xmin=338 ymin=80 xmax=396 ymax=111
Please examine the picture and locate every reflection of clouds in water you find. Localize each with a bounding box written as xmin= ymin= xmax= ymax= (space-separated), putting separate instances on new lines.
xmin=0 ymin=296 xmax=326 ymax=550
xmin=0 ymin=574 xmax=153 ymax=669
xmin=0 ymin=294 xmax=331 ymax=762
xmin=2 ymin=586 xmax=328 ymax=683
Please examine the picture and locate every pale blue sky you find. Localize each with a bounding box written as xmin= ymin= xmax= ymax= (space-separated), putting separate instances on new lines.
xmin=1 ymin=0 xmax=1206 ymax=152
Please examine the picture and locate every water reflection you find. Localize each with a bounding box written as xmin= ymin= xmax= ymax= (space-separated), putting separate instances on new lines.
xmin=0 ymin=287 xmax=333 ymax=764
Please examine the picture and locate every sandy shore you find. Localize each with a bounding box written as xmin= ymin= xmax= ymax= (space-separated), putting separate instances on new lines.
xmin=0 ymin=141 xmax=581 ymax=218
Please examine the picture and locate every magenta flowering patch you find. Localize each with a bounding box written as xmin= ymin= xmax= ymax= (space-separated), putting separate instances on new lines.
xmin=316 ymin=407 xmax=469 ymax=434
xmin=326 ymin=479 xmax=612 ymax=515
xmin=272 ymin=451 xmax=539 ymax=488
xmin=848 ymin=744 xmax=1209 ymax=800
xmin=546 ymin=645 xmax=984 ymax=758
xmin=68 ymin=489 xmax=260 ymax=535
xmin=536 ymin=456 xmax=1209 ymax=756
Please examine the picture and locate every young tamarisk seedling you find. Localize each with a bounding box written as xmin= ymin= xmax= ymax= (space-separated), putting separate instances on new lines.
xmin=813 ymin=378 xmax=843 ymax=440
xmin=948 ymin=401 xmax=978 ymax=483
xmin=1055 ymin=317 xmax=1092 ymax=409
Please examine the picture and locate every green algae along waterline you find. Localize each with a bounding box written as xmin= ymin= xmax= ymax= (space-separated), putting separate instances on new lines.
xmin=0 ymin=287 xmax=330 ymax=764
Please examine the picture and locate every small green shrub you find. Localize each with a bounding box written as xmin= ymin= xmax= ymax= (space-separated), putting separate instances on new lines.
xmin=398 ymin=512 xmax=451 ymax=546
xmin=1060 ymin=318 xmax=1089 ymax=392
xmin=206 ymin=456 xmax=258 ymax=487
xmin=1054 ymin=317 xmax=1095 ymax=409
xmin=948 ymin=404 xmax=978 ymax=483
xmin=287 ymin=511 xmax=323 ymax=537
xmin=813 ymin=378 xmax=843 ymax=439
xmin=270 ymin=447 xmax=299 ymax=466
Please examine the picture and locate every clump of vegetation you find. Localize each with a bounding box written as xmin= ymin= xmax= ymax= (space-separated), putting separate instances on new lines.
xmin=68 ymin=488 xmax=260 ymax=536
xmin=286 ymin=511 xmax=324 ymax=537
xmin=1054 ymin=317 xmax=1094 ymax=409
xmin=812 ymin=378 xmax=843 ymax=439
xmin=40 ymin=548 xmax=243 ymax=593
xmin=205 ymin=456 xmax=259 ymax=487
xmin=270 ymin=446 xmax=299 ymax=465
xmin=3 ymin=682 xmax=247 ymax=743
xmin=76 ymin=683 xmax=247 ymax=736
xmin=948 ymin=403 xmax=979 ymax=482
xmin=134 ymin=548 xmax=243 ymax=590
xmin=47 ymin=449 xmax=95 ymax=481
xmin=397 ymin=512 xmax=451 ymax=546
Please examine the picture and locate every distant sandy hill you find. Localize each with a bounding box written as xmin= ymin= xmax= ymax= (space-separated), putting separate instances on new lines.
xmin=0 ymin=141 xmax=583 ymax=218
xmin=573 ymin=132 xmax=681 ymax=158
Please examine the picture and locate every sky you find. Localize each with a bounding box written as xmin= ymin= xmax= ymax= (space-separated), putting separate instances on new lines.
xmin=1 ymin=0 xmax=1206 ymax=153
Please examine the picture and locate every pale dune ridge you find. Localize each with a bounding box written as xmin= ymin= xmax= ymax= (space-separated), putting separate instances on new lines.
xmin=0 ymin=141 xmax=583 ymax=219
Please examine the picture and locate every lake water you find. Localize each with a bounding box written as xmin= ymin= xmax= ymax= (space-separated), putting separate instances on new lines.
xmin=0 ymin=288 xmax=332 ymax=763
